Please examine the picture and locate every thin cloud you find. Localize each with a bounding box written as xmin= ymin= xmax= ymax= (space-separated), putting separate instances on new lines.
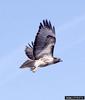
xmin=57 ymin=15 xmax=85 ymax=32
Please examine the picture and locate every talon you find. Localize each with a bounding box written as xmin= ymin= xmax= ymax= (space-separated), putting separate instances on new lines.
xmin=31 ymin=67 xmax=38 ymax=72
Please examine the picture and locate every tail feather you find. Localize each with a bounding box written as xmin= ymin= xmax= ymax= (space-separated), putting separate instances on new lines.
xmin=20 ymin=60 xmax=35 ymax=68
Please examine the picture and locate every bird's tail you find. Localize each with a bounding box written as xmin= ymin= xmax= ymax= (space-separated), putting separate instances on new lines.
xmin=20 ymin=60 xmax=35 ymax=68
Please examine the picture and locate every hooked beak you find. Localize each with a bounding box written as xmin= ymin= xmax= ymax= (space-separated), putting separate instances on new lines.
xmin=60 ymin=59 xmax=63 ymax=62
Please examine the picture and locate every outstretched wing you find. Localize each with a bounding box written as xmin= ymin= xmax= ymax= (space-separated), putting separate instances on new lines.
xmin=33 ymin=20 xmax=56 ymax=59
xmin=25 ymin=41 xmax=34 ymax=60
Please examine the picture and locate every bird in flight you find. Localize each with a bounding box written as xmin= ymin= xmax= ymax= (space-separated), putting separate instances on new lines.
xmin=20 ymin=20 xmax=62 ymax=72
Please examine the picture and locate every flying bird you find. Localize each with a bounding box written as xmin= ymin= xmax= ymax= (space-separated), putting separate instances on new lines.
xmin=20 ymin=20 xmax=62 ymax=72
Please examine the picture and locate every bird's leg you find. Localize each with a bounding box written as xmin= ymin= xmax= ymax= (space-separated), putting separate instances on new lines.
xmin=30 ymin=66 xmax=39 ymax=73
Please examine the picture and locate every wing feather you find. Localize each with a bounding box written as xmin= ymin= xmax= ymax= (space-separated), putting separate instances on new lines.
xmin=33 ymin=20 xmax=56 ymax=59
xmin=36 ymin=35 xmax=56 ymax=59
xmin=25 ymin=42 xmax=34 ymax=60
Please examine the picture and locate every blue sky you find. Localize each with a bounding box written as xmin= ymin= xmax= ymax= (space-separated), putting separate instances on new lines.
xmin=0 ymin=0 xmax=85 ymax=100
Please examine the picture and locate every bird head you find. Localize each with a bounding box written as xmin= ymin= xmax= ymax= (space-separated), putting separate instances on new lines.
xmin=53 ymin=57 xmax=63 ymax=63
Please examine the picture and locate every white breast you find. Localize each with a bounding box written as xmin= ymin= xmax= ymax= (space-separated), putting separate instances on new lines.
xmin=34 ymin=59 xmax=46 ymax=67
xmin=34 ymin=55 xmax=54 ymax=67
xmin=41 ymin=55 xmax=53 ymax=63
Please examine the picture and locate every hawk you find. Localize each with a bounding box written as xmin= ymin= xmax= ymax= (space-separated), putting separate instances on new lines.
xmin=20 ymin=20 xmax=62 ymax=72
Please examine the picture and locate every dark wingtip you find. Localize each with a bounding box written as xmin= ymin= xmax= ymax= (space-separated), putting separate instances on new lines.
xmin=46 ymin=19 xmax=49 ymax=26
xmin=43 ymin=20 xmax=46 ymax=26
xmin=49 ymin=20 xmax=52 ymax=29
xmin=26 ymin=45 xmax=28 ymax=48
xmin=31 ymin=41 xmax=34 ymax=46
xmin=43 ymin=19 xmax=49 ymax=27
xmin=27 ymin=41 xmax=34 ymax=48
xmin=20 ymin=65 xmax=24 ymax=68
xmin=53 ymin=26 xmax=55 ymax=33
xmin=40 ymin=22 xmax=43 ymax=28
xmin=20 ymin=65 xmax=26 ymax=68
xmin=38 ymin=22 xmax=43 ymax=32
xmin=38 ymin=19 xmax=55 ymax=33
xmin=43 ymin=19 xmax=54 ymax=30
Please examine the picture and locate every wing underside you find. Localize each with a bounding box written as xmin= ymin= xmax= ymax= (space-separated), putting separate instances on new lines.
xmin=25 ymin=41 xmax=34 ymax=60
xmin=33 ymin=20 xmax=56 ymax=59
